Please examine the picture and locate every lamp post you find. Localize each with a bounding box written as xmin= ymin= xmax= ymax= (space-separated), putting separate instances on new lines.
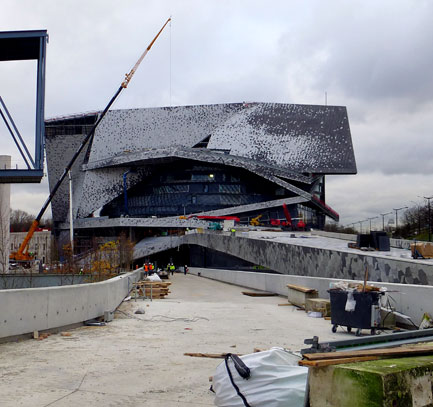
xmin=380 ymin=212 xmax=392 ymax=232
xmin=358 ymin=220 xmax=368 ymax=234
xmin=410 ymin=200 xmax=421 ymax=236
xmin=424 ymin=196 xmax=433 ymax=242
xmin=348 ymin=222 xmax=357 ymax=232
xmin=393 ymin=206 xmax=408 ymax=233
xmin=368 ymin=216 xmax=378 ymax=233
xmin=68 ymin=170 xmax=74 ymax=254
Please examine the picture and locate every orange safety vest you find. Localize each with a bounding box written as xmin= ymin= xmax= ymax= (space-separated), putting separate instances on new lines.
xmin=144 ymin=264 xmax=149 ymax=272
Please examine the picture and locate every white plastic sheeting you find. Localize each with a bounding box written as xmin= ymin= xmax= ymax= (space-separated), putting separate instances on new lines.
xmin=213 ymin=347 xmax=308 ymax=407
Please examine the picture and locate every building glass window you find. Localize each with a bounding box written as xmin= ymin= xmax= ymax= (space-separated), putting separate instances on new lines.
xmin=219 ymin=185 xmax=241 ymax=193
xmin=191 ymin=174 xmax=215 ymax=181
xmin=153 ymin=185 xmax=189 ymax=194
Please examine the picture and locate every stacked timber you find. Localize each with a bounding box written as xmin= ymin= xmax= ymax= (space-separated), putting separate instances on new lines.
xmin=140 ymin=281 xmax=171 ymax=299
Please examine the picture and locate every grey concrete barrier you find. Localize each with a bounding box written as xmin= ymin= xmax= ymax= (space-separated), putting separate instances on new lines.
xmin=184 ymin=233 xmax=433 ymax=286
xmin=0 ymin=269 xmax=141 ymax=340
xmin=190 ymin=267 xmax=433 ymax=326
xmin=312 ymin=229 xmax=415 ymax=250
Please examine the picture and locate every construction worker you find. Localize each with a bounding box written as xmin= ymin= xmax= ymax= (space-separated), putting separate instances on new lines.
xmin=184 ymin=265 xmax=188 ymax=275
xmin=144 ymin=263 xmax=149 ymax=277
xmin=170 ymin=263 xmax=175 ymax=275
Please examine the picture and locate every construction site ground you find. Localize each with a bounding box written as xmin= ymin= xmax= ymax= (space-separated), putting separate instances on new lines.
xmin=0 ymin=273 xmax=351 ymax=406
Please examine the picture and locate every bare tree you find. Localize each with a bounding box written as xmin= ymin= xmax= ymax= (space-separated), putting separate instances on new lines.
xmin=10 ymin=209 xmax=34 ymax=232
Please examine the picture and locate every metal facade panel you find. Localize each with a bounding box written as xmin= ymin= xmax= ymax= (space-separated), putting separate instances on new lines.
xmin=89 ymin=104 xmax=243 ymax=162
xmin=207 ymin=103 xmax=356 ymax=174
xmin=87 ymin=103 xmax=355 ymax=174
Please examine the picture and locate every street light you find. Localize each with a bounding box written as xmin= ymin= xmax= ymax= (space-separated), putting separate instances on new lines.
xmin=380 ymin=212 xmax=392 ymax=232
xmin=393 ymin=206 xmax=408 ymax=233
xmin=68 ymin=170 xmax=74 ymax=254
xmin=423 ymin=196 xmax=433 ymax=242
xmin=368 ymin=216 xmax=378 ymax=233
xmin=410 ymin=200 xmax=422 ymax=236
xmin=348 ymin=222 xmax=357 ymax=232
xmin=358 ymin=219 xmax=368 ymax=234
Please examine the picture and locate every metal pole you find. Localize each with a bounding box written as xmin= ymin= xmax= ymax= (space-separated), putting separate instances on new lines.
xmin=428 ymin=199 xmax=431 ymax=242
xmin=425 ymin=197 xmax=433 ymax=242
xmin=380 ymin=212 xmax=392 ymax=233
xmin=393 ymin=207 xmax=408 ymax=235
xmin=368 ymin=217 xmax=378 ymax=233
xmin=68 ymin=170 xmax=74 ymax=254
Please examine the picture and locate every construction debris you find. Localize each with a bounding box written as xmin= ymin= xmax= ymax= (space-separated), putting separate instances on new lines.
xmin=305 ymin=298 xmax=331 ymax=317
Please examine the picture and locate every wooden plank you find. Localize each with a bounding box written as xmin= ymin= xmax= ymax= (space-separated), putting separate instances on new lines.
xmin=299 ymin=356 xmax=379 ymax=367
xmin=303 ymin=344 xmax=433 ymax=361
xmin=242 ymin=291 xmax=278 ymax=297
xmin=286 ymin=283 xmax=317 ymax=294
xmin=184 ymin=352 xmax=242 ymax=359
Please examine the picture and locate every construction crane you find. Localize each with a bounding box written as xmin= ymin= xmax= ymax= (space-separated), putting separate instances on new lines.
xmin=10 ymin=18 xmax=171 ymax=263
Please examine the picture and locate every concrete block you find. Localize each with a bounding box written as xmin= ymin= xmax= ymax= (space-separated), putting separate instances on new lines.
xmin=287 ymin=284 xmax=318 ymax=308
xmin=309 ymin=356 xmax=433 ymax=407
xmin=104 ymin=311 xmax=114 ymax=322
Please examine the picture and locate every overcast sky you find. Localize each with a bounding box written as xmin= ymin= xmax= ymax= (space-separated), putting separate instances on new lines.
xmin=1 ymin=0 xmax=432 ymax=229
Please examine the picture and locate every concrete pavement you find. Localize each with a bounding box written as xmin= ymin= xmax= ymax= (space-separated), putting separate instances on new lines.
xmin=0 ymin=273 xmax=350 ymax=406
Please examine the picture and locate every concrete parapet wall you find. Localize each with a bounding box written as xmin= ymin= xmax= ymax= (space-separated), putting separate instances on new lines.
xmin=311 ymin=230 xmax=356 ymax=241
xmin=190 ymin=267 xmax=433 ymax=326
xmin=183 ymin=233 xmax=433 ymax=286
xmin=312 ymin=229 xmax=414 ymax=250
xmin=0 ymin=270 xmax=141 ymax=340
xmin=0 ymin=274 xmax=88 ymax=289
